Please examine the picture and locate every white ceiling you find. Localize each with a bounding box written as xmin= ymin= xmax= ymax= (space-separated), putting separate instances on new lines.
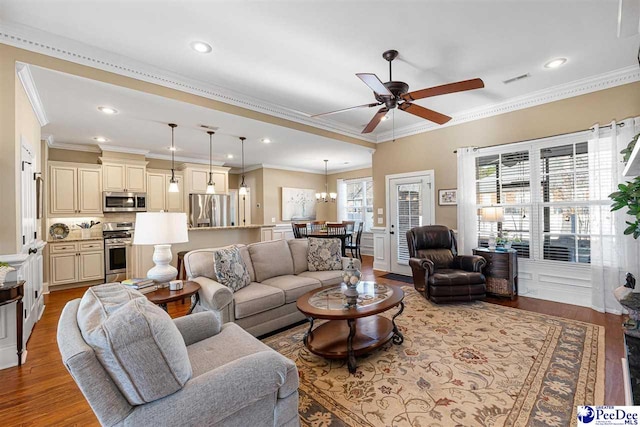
xmin=29 ymin=65 xmax=373 ymax=173
xmin=2 ymin=0 xmax=638 ymax=138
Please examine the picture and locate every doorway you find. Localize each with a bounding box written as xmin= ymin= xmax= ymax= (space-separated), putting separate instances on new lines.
xmin=387 ymin=171 xmax=435 ymax=275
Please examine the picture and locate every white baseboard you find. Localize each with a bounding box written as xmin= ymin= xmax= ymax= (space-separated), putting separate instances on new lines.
xmin=43 ymin=281 xmax=49 ymax=295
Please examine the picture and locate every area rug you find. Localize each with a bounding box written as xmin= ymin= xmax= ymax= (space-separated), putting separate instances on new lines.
xmin=264 ymin=286 xmax=604 ymax=427
xmin=379 ymin=273 xmax=414 ymax=284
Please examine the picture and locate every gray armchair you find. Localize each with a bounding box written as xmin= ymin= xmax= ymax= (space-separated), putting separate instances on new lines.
xmin=57 ymin=297 xmax=300 ymax=427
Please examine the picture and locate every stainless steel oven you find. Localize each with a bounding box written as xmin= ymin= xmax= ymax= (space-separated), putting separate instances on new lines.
xmin=103 ymin=192 xmax=147 ymax=213
xmin=103 ymin=222 xmax=134 ymax=282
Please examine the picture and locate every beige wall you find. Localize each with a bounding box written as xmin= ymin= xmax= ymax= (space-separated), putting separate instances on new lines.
xmin=48 ymin=148 xmax=100 ymax=164
xmin=242 ymin=169 xmax=264 ymax=224
xmin=373 ymin=81 xmax=640 ymax=229
xmin=324 ymin=167 xmax=373 ymax=222
xmin=262 ymin=168 xmax=327 ymax=224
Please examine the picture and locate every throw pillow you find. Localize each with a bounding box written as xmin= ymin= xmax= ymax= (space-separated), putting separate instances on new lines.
xmin=214 ymin=246 xmax=251 ymax=292
xmin=308 ymin=237 xmax=342 ymax=271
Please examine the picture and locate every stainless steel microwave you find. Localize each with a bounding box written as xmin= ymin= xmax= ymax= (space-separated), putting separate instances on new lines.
xmin=103 ymin=192 xmax=147 ymax=212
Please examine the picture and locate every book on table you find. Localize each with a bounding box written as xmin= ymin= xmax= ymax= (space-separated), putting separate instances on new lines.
xmin=121 ymin=278 xmax=155 ymax=289
xmin=138 ymin=285 xmax=158 ymax=294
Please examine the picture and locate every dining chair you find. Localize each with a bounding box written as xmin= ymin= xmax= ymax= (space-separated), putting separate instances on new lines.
xmin=326 ymin=223 xmax=347 ymax=235
xmin=342 ymin=220 xmax=356 ymax=244
xmin=292 ymin=223 xmax=308 ymax=238
xmin=345 ymin=222 xmax=364 ymax=260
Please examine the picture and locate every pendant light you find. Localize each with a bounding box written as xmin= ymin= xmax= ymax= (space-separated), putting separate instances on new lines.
xmin=316 ymin=160 xmax=337 ymax=203
xmin=206 ymin=131 xmax=216 ymax=194
xmin=238 ymin=137 xmax=248 ymax=196
xmin=168 ymin=123 xmax=179 ymax=193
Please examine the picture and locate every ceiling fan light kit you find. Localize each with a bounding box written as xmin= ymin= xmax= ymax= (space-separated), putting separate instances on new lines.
xmin=314 ymin=49 xmax=485 ymax=134
xmin=316 ymin=159 xmax=337 ymax=203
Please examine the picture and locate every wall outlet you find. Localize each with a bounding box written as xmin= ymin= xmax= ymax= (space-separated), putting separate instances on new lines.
xmin=271 ymin=217 xmax=276 ymax=223
xmin=377 ymin=216 xmax=383 ymax=224
xmin=377 ymin=208 xmax=383 ymax=215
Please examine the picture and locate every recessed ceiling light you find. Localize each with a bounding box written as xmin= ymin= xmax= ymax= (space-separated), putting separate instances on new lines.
xmin=98 ymin=106 xmax=118 ymax=114
xmin=93 ymin=136 xmax=108 ymax=142
xmin=544 ymin=58 xmax=567 ymax=69
xmin=167 ymin=146 xmax=177 ymax=152
xmin=344 ymin=161 xmax=350 ymax=165
xmin=227 ymin=154 xmax=234 ymax=159
xmin=261 ymin=138 xmax=271 ymax=144
xmin=190 ymin=41 xmax=212 ymax=54
xmin=380 ymin=116 xmax=389 ymax=121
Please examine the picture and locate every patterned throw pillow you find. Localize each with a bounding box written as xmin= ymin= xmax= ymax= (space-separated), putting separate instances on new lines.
xmin=213 ymin=246 xmax=251 ymax=292
xmin=307 ymin=237 xmax=342 ymax=271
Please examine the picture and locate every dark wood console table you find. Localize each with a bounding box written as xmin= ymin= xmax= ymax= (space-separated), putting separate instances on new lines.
xmin=0 ymin=281 xmax=25 ymax=366
xmin=473 ymin=248 xmax=518 ymax=299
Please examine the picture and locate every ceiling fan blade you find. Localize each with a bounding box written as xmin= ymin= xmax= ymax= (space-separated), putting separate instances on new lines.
xmin=402 ymin=78 xmax=485 ymax=102
xmin=356 ymin=73 xmax=393 ymax=96
xmin=311 ymin=102 xmax=381 ymax=118
xmin=362 ymin=108 xmax=389 ymax=134
xmin=399 ymin=103 xmax=451 ymax=125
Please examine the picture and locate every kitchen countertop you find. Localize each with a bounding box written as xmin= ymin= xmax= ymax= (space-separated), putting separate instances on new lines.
xmin=47 ymin=237 xmax=103 ymax=243
xmin=188 ymin=224 xmax=276 ymax=231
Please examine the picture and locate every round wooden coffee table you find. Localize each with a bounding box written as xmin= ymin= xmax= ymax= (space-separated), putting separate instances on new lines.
xmin=145 ymin=281 xmax=200 ymax=314
xmin=296 ymin=282 xmax=404 ymax=373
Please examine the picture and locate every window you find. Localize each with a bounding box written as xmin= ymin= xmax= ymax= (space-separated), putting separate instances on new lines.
xmin=474 ymin=133 xmax=610 ymax=264
xmin=341 ymin=178 xmax=373 ymax=231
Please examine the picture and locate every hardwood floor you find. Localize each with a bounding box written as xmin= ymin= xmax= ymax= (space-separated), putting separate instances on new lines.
xmin=0 ymin=256 xmax=625 ymax=426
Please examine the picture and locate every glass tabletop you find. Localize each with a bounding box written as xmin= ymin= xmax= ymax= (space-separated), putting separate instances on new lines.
xmin=307 ymin=281 xmax=394 ymax=311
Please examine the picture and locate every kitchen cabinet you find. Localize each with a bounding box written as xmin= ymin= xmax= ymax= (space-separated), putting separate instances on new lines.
xmin=49 ymin=241 xmax=104 ymax=287
xmin=49 ymin=162 xmax=102 ymax=215
xmin=146 ymin=169 xmax=184 ymax=212
xmin=100 ymin=159 xmax=147 ymax=192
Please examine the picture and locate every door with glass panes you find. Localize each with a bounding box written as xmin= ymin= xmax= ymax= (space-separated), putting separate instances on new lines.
xmin=389 ymin=175 xmax=434 ymax=275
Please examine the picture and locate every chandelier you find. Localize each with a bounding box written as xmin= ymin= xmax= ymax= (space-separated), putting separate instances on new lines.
xmin=316 ymin=159 xmax=337 ymax=203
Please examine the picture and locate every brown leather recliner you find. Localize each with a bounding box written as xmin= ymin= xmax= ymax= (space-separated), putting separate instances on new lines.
xmin=407 ymin=225 xmax=487 ymax=303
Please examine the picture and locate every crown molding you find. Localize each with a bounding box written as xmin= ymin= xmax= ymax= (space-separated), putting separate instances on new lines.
xmin=145 ymin=152 xmax=225 ymax=166
xmin=0 ymin=20 xmax=374 ymax=143
xmin=15 ymin=63 xmax=48 ymax=126
xmin=377 ymin=65 xmax=640 ymax=142
xmin=47 ymin=139 xmax=101 ymax=153
xmin=98 ymin=144 xmax=149 ymax=156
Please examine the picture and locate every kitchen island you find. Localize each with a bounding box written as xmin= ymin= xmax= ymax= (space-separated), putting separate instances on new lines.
xmin=133 ymin=224 xmax=276 ymax=278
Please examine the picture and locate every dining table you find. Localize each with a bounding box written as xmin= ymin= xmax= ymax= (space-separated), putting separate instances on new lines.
xmin=307 ymin=231 xmax=353 ymax=257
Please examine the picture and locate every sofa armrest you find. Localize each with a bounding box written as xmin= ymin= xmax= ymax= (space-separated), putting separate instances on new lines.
xmin=173 ymin=311 xmax=221 ymax=346
xmin=342 ymin=257 xmax=361 ymax=271
xmin=191 ymin=276 xmax=233 ymax=312
xmin=452 ymin=255 xmax=486 ymax=272
xmin=409 ymin=257 xmax=434 ymax=275
xmin=126 ymin=350 xmax=296 ymax=425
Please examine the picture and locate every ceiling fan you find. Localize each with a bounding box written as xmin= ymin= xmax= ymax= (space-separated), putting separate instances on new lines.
xmin=313 ymin=50 xmax=485 ymax=134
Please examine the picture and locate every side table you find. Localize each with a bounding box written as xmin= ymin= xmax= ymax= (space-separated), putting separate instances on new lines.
xmin=145 ymin=281 xmax=200 ymax=314
xmin=473 ymin=248 xmax=518 ymax=299
xmin=0 ymin=281 xmax=25 ymax=366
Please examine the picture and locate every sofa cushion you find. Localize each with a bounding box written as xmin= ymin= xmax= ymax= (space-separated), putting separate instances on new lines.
xmin=234 ymin=282 xmax=285 ymax=319
xmin=307 ymin=237 xmax=342 ymax=271
xmin=428 ymin=269 xmax=486 ymax=286
xmin=261 ymin=275 xmax=321 ymax=303
xmin=298 ymin=270 xmax=343 ymax=286
xmin=237 ymin=245 xmax=256 ymax=283
xmin=249 ymin=240 xmax=295 ymax=282
xmin=288 ymin=239 xmax=309 ymax=274
xmin=214 ymin=246 xmax=251 ymax=292
xmin=78 ymin=285 xmax=191 ymax=405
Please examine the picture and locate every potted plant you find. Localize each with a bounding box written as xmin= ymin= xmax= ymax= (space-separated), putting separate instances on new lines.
xmin=610 ymin=132 xmax=640 ymax=239
xmin=0 ymin=262 xmax=15 ymax=286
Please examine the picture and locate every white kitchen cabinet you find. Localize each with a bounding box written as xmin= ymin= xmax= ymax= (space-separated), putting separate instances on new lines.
xmin=49 ymin=241 xmax=104 ymax=287
xmin=146 ymin=169 xmax=184 ymax=212
xmin=49 ymin=162 xmax=102 ymax=215
xmin=100 ymin=159 xmax=148 ymax=192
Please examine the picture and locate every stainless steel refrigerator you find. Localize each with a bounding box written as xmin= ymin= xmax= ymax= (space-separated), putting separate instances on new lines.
xmin=189 ymin=193 xmax=232 ymax=227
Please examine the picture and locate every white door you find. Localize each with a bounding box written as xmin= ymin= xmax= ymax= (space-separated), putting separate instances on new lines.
xmin=20 ymin=143 xmax=38 ymax=342
xmin=389 ymin=175 xmax=434 ymax=275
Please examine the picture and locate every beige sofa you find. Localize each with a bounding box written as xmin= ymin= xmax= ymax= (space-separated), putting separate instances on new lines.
xmin=184 ymin=238 xmax=361 ymax=337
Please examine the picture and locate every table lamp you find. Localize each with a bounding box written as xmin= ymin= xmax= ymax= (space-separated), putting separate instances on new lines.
xmin=133 ymin=212 xmax=188 ymax=283
xmin=480 ymin=206 xmax=504 ymax=250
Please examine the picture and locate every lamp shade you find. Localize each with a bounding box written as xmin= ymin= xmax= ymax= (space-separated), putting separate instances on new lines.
xmin=133 ymin=212 xmax=189 ymax=245
xmin=481 ymin=206 xmax=504 ymax=222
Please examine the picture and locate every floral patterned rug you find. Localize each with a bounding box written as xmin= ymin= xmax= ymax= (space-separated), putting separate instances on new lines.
xmin=264 ymin=286 xmax=604 ymax=427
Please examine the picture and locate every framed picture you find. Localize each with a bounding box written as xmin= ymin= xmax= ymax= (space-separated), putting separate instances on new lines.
xmin=282 ymin=187 xmax=317 ymax=221
xmin=438 ymin=189 xmax=457 ymax=206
